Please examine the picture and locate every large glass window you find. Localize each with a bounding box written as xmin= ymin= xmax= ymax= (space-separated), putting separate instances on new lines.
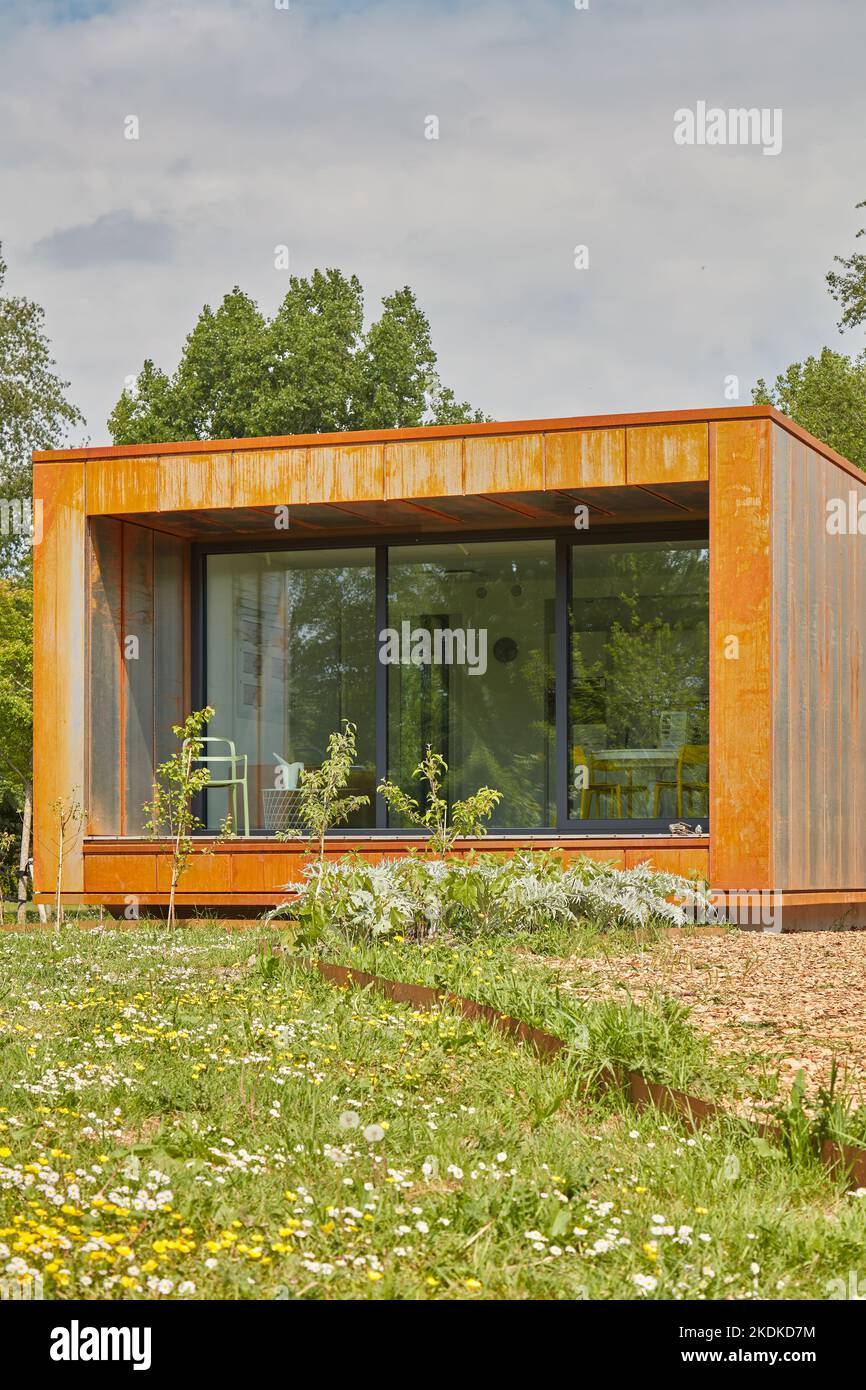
xmin=569 ymin=539 xmax=709 ymax=823
xmin=201 ymin=534 xmax=708 ymax=837
xmin=386 ymin=540 xmax=556 ymax=829
xmin=205 ymin=549 xmax=376 ymax=831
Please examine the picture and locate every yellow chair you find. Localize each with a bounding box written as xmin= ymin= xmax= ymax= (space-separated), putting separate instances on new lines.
xmin=651 ymin=744 xmax=709 ymax=818
xmin=573 ymin=745 xmax=622 ymax=818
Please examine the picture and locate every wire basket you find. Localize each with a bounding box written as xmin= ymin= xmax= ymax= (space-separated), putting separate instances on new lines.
xmin=262 ymin=789 xmax=306 ymax=835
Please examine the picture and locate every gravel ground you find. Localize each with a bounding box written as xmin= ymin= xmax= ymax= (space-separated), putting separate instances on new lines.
xmin=552 ymin=929 xmax=866 ymax=1105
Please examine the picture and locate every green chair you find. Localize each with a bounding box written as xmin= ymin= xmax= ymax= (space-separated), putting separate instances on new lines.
xmin=183 ymin=736 xmax=250 ymax=837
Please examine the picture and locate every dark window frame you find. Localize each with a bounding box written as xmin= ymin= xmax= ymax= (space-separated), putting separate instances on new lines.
xmin=193 ymin=520 xmax=709 ymax=836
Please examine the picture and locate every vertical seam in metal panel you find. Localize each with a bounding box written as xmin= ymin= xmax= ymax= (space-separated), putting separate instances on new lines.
xmin=119 ymin=522 xmax=126 ymax=838
xmin=375 ymin=544 xmax=388 ymax=829
xmin=151 ymin=529 xmax=156 ymax=814
xmin=767 ymin=423 xmax=774 ymax=895
xmin=554 ymin=537 xmax=569 ymax=830
xmin=707 ymin=422 xmax=715 ymax=889
xmin=84 ymin=517 xmax=92 ymax=836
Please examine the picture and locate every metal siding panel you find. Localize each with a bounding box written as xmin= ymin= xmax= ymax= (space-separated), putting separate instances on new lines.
xmin=463 ymin=433 xmax=543 ymax=494
xmin=122 ymin=525 xmax=154 ymax=835
xmin=543 ymin=429 xmax=626 ymax=489
xmin=307 ymin=444 xmax=385 ymax=503
xmin=159 ymin=453 xmax=229 ymax=511
xmin=231 ymin=448 xmax=307 ymax=507
xmin=88 ymin=518 xmax=122 ymax=834
xmin=770 ymin=437 xmax=790 ymax=886
xmin=709 ymin=419 xmax=772 ymax=890
xmin=811 ymin=461 xmax=827 ymax=885
xmin=626 ymin=423 xmax=709 ymax=485
xmin=32 ymin=462 xmax=87 ymax=894
xmin=88 ymin=457 xmax=160 ymax=514
xmin=154 ymin=534 xmax=186 ymax=769
xmin=384 ymin=438 xmax=463 ymax=499
xmin=770 ymin=424 xmax=866 ymax=894
xmin=85 ymin=854 xmax=158 ymax=893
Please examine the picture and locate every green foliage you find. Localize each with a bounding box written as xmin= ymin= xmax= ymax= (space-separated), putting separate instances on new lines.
xmin=269 ymin=849 xmax=712 ymax=943
xmin=826 ymin=199 xmax=866 ymax=333
xmin=753 ymin=347 xmax=866 ymax=472
xmin=0 ymin=245 xmax=83 ymax=577
xmin=108 ymin=269 xmax=486 ymax=444
xmin=4 ymin=923 xmax=864 ymax=1301
xmin=0 ymin=581 xmax=32 ymax=792
xmin=378 ymin=746 xmax=502 ymax=854
xmin=278 ymin=720 xmax=370 ymax=869
xmin=144 ymin=707 xmax=216 ymax=926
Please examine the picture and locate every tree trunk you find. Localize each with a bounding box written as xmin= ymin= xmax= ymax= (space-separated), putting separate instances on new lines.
xmin=54 ymin=821 xmax=64 ymax=929
xmin=17 ymin=779 xmax=32 ymax=926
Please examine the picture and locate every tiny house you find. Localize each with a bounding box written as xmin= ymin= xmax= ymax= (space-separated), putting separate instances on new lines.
xmin=32 ymin=406 xmax=866 ymax=928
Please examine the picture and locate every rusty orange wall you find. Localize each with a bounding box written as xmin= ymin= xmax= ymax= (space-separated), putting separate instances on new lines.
xmin=771 ymin=426 xmax=866 ymax=892
xmin=32 ymin=462 xmax=87 ymax=896
xmin=81 ymin=836 xmax=710 ymax=906
xmin=82 ymin=421 xmax=709 ymax=512
xmin=709 ymin=419 xmax=773 ymax=890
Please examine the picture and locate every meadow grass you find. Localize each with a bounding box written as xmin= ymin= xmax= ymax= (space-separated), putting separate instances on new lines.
xmin=0 ymin=924 xmax=864 ymax=1301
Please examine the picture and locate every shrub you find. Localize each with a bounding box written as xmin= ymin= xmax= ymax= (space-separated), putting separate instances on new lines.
xmin=267 ymin=850 xmax=713 ymax=943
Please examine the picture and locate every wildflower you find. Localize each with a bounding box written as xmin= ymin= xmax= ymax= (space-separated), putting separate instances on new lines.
xmin=632 ymin=1274 xmax=657 ymax=1294
xmin=363 ymin=1125 xmax=385 ymax=1144
xmin=339 ymin=1112 xmax=360 ymax=1130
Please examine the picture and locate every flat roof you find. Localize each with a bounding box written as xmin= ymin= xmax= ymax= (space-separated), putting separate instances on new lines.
xmin=31 ymin=404 xmax=861 ymax=483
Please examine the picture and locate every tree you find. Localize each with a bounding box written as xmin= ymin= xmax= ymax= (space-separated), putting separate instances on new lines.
xmin=753 ymin=348 xmax=866 ymax=472
xmin=278 ymin=721 xmax=370 ymax=883
xmin=108 ymin=269 xmax=485 ymax=443
xmin=0 ymin=581 xmax=34 ymax=921
xmin=827 ymin=199 xmax=866 ymax=332
xmin=378 ymin=745 xmax=501 ymax=855
xmin=753 ymin=203 xmax=866 ymax=470
xmin=0 ymin=246 xmax=82 ymax=921
xmin=0 ymin=244 xmax=83 ymax=576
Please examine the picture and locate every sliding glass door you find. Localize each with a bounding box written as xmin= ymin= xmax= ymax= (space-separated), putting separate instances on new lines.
xmin=205 ymin=549 xmax=376 ymax=831
xmin=387 ymin=540 xmax=556 ymax=829
xmin=202 ymin=532 xmax=708 ymax=835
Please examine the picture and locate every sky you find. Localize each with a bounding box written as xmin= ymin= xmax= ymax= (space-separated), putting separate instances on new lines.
xmin=1 ymin=0 xmax=865 ymax=445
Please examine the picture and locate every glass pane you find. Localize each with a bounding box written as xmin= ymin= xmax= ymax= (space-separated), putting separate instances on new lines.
xmin=386 ymin=540 xmax=556 ymax=829
xmin=205 ymin=549 xmax=376 ymax=831
xmin=569 ymin=540 xmax=709 ymax=823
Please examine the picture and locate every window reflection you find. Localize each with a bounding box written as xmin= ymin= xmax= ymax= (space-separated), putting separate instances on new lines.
xmin=205 ymin=550 xmax=376 ymax=831
xmin=387 ymin=541 xmax=556 ymax=829
xmin=569 ymin=541 xmax=709 ymax=822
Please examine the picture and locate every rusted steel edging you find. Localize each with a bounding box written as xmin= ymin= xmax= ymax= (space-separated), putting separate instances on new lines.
xmin=311 ymin=959 xmax=866 ymax=1189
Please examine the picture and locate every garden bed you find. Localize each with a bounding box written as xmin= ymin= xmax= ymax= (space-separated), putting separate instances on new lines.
xmin=547 ymin=929 xmax=866 ymax=1105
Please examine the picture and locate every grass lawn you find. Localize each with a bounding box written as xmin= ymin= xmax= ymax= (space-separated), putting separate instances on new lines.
xmin=1 ymin=924 xmax=865 ymax=1301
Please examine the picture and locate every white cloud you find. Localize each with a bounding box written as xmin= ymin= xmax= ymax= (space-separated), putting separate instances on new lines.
xmin=1 ymin=0 xmax=864 ymax=441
